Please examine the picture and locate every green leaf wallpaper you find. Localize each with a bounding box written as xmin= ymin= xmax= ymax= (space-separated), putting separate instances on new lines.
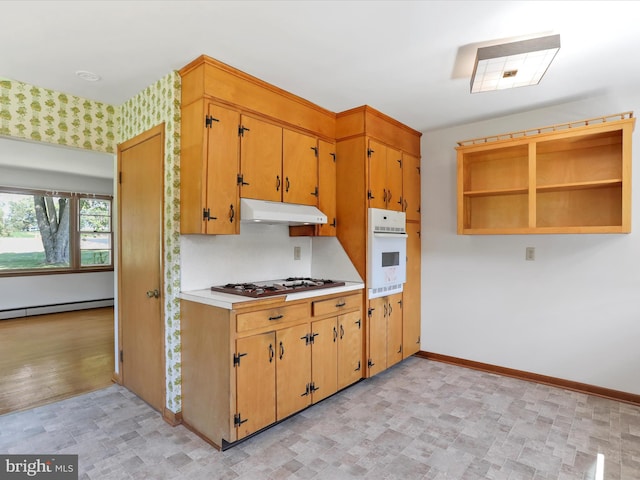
xmin=0 ymin=78 xmax=117 ymax=152
xmin=119 ymin=71 xmax=182 ymax=413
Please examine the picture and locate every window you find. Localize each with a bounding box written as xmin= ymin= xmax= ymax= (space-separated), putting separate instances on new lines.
xmin=0 ymin=187 xmax=113 ymax=274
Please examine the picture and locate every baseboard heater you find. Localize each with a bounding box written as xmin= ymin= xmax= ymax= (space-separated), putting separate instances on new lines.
xmin=0 ymin=298 xmax=114 ymax=320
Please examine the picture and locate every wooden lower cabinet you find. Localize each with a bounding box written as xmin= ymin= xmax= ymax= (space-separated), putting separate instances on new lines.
xmin=181 ymin=291 xmax=363 ymax=449
xmin=337 ymin=311 xmax=363 ymax=389
xmin=235 ymin=333 xmax=276 ymax=438
xmin=276 ymin=323 xmax=312 ymax=420
xmin=367 ymin=293 xmax=403 ymax=377
xmin=310 ymin=317 xmax=338 ymax=403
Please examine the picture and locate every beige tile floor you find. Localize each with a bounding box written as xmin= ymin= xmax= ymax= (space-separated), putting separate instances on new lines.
xmin=1 ymin=356 xmax=639 ymax=479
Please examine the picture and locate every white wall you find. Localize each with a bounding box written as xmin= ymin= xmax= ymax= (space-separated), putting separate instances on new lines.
xmin=0 ymin=271 xmax=114 ymax=310
xmin=421 ymin=88 xmax=640 ymax=395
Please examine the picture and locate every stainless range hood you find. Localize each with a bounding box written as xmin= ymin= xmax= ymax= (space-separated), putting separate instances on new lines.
xmin=240 ymin=198 xmax=327 ymax=225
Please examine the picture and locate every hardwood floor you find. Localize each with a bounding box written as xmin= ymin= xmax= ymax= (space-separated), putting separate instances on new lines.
xmin=0 ymin=307 xmax=114 ymax=416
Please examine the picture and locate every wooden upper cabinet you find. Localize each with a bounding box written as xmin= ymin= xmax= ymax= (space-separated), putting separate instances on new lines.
xmin=239 ymin=115 xmax=283 ymax=202
xmin=282 ymin=129 xmax=319 ymax=206
xmin=317 ymin=139 xmax=337 ymax=236
xmin=386 ymin=146 xmax=403 ymax=212
xmin=204 ymin=104 xmax=240 ymax=234
xmin=402 ymin=153 xmax=421 ymax=222
xmin=368 ymin=139 xmax=388 ymax=210
xmin=457 ymin=114 xmax=635 ymax=234
xmin=180 ymin=100 xmax=240 ymax=235
xmin=368 ymin=139 xmax=403 ymax=211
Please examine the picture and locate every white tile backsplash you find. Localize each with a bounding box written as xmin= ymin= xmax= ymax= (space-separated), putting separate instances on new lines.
xmin=180 ymin=224 xmax=363 ymax=291
xmin=180 ymin=223 xmax=312 ymax=291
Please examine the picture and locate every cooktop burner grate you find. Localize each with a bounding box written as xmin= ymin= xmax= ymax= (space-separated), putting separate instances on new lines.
xmin=211 ymin=278 xmax=345 ymax=298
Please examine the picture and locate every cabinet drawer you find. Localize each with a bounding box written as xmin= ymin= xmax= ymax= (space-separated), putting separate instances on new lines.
xmin=236 ymin=303 xmax=309 ymax=333
xmin=312 ymin=294 xmax=360 ymax=317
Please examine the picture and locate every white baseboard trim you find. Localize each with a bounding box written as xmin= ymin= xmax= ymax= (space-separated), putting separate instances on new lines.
xmin=0 ymin=299 xmax=114 ymax=320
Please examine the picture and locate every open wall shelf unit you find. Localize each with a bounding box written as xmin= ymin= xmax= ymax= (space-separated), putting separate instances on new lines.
xmin=456 ymin=112 xmax=635 ymax=234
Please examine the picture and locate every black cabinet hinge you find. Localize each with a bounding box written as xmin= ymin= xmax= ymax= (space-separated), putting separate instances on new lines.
xmin=310 ymin=382 xmax=319 ymax=393
xmin=311 ymin=146 xmax=318 ymax=157
xmin=356 ymin=318 xmax=361 ymax=329
xmin=237 ymin=174 xmax=249 ymax=186
xmin=367 ymin=190 xmax=374 ymax=199
xmin=238 ymin=125 xmax=250 ymax=137
xmin=355 ymin=360 xmax=361 ymax=371
xmin=367 ymin=148 xmax=374 ymax=158
xmin=330 ymin=152 xmax=336 ymax=162
xmin=330 ymin=217 xmax=337 ymax=228
xmin=205 ymin=115 xmax=219 ymax=128
xmin=311 ymin=186 xmax=319 ymax=197
xmin=233 ymin=352 xmax=247 ymax=367
xmin=234 ymin=413 xmax=248 ymax=426
xmin=203 ymin=208 xmax=217 ymax=221
xmin=367 ymin=308 xmax=374 ymax=318
xmin=368 ymin=359 xmax=375 ymax=368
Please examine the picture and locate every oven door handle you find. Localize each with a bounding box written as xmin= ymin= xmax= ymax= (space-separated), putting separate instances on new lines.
xmin=372 ymin=232 xmax=408 ymax=238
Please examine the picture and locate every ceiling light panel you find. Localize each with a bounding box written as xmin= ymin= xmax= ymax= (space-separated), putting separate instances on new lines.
xmin=471 ymin=34 xmax=560 ymax=93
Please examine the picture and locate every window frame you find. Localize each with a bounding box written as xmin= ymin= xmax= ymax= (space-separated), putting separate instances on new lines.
xmin=0 ymin=186 xmax=114 ymax=277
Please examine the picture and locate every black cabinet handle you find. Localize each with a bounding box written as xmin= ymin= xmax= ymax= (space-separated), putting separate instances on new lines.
xmin=279 ymin=341 xmax=284 ymax=360
xmin=268 ymin=344 xmax=274 ymax=363
xmin=285 ymin=177 xmax=290 ymax=192
xmin=276 ymin=175 xmax=281 ymax=191
xmin=229 ymin=204 xmax=235 ymax=223
xmin=335 ymin=301 xmax=346 ymax=308
xmin=268 ymin=314 xmax=283 ymax=321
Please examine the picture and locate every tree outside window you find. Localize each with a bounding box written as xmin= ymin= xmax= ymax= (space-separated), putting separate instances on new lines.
xmin=0 ymin=188 xmax=113 ymax=273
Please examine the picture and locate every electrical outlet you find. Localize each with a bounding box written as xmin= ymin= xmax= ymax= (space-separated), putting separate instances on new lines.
xmin=525 ymin=247 xmax=535 ymax=261
xmin=294 ymin=246 xmax=301 ymax=260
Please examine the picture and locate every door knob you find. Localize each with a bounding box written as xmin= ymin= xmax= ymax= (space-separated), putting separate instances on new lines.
xmin=146 ymin=289 xmax=160 ymax=298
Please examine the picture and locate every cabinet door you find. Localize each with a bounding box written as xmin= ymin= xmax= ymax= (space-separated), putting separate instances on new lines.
xmin=386 ymin=146 xmax=403 ymax=212
xmin=239 ymin=115 xmax=282 ymax=202
xmin=311 ymin=317 xmax=337 ymax=403
xmin=337 ymin=310 xmax=363 ymax=390
xmin=283 ymin=129 xmax=318 ymax=206
xmin=276 ymin=323 xmax=311 ymax=420
xmin=367 ymin=297 xmax=387 ymax=376
xmin=235 ymin=332 xmax=276 ymax=440
xmin=368 ymin=139 xmax=388 ymax=210
xmin=403 ymin=222 xmax=421 ymax=357
xmin=386 ymin=293 xmax=403 ymax=367
xmin=205 ymin=103 xmax=240 ymax=234
xmin=317 ymin=139 xmax=337 ymax=236
xmin=402 ymin=153 xmax=421 ymax=222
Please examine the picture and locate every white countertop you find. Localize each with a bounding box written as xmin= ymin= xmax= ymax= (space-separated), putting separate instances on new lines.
xmin=180 ymin=281 xmax=365 ymax=310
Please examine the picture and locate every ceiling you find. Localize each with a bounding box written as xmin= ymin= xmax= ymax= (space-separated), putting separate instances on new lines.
xmin=1 ymin=0 xmax=640 ymax=175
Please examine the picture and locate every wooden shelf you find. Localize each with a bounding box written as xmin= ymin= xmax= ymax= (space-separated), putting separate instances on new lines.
xmin=536 ymin=179 xmax=622 ymax=193
xmin=456 ymin=114 xmax=635 ymax=234
xmin=464 ymin=187 xmax=529 ymax=197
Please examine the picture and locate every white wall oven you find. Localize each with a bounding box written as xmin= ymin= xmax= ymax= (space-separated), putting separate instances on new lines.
xmin=367 ymin=208 xmax=407 ymax=299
